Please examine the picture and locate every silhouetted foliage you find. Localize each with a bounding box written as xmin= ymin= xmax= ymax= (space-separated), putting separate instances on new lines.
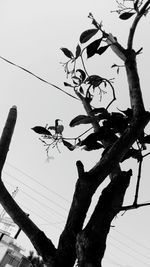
xmin=0 ymin=1 xmax=150 ymax=267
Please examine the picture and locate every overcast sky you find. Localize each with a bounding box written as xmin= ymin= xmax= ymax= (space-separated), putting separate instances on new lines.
xmin=0 ymin=1 xmax=150 ymax=266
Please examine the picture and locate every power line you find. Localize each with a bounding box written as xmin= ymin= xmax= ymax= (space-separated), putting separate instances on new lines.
xmin=2 ymin=180 xmax=150 ymax=266
xmin=2 ymin=180 xmax=65 ymax=230
xmin=6 ymin=162 xmax=70 ymax=204
xmin=104 ymin=256 xmax=133 ymax=267
xmin=0 ymin=55 xmax=79 ymax=101
xmin=112 ymin=228 xmax=150 ymax=252
xmin=3 ymin=171 xmax=69 ymax=213
xmin=109 ymin=241 xmax=150 ymax=267
xmin=3 ymin=167 xmax=150 ymax=264
xmin=20 ymin=189 xmax=66 ymax=219
xmin=4 ymin=178 xmax=66 ymax=220
xmin=109 ymin=234 xmax=150 ymax=261
xmin=105 ymin=251 xmax=134 ymax=267
xmin=17 ymin=201 xmax=62 ymax=231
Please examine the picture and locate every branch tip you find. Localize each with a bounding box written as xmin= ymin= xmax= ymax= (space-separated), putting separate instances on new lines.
xmin=11 ymin=105 xmax=17 ymax=110
xmin=76 ymin=160 xmax=85 ymax=177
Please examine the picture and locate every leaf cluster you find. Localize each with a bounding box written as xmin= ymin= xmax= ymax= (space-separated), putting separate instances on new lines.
xmin=114 ymin=0 xmax=144 ymax=20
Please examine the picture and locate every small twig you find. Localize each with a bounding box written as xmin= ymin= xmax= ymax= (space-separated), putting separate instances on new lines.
xmin=80 ymin=52 xmax=89 ymax=77
xmin=133 ymin=154 xmax=143 ymax=206
xmin=142 ymin=151 xmax=150 ymax=158
xmin=127 ymin=0 xmax=150 ymax=49
xmin=63 ymin=126 xmax=93 ymax=141
xmin=105 ymin=80 xmax=116 ymax=109
xmin=121 ymin=202 xmax=150 ymax=211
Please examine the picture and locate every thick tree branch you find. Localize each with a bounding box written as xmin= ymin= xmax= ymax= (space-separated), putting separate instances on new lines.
xmin=0 ymin=107 xmax=56 ymax=265
xmin=75 ymin=91 xmax=121 ymax=179
xmin=127 ymin=0 xmax=150 ymax=49
xmin=125 ymin=50 xmax=145 ymax=116
xmin=0 ymin=180 xmax=56 ymax=264
xmin=76 ymin=170 xmax=132 ymax=267
xmin=0 ymin=106 xmax=17 ymax=173
xmin=106 ymin=34 xmax=127 ymax=61
xmin=56 ymin=161 xmax=97 ymax=267
xmin=89 ymin=112 xmax=150 ymax=182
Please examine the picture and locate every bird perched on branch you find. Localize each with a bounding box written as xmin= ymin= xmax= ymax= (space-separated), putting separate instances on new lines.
xmin=48 ymin=119 xmax=64 ymax=135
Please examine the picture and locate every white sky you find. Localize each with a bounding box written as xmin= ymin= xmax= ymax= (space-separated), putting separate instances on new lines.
xmin=0 ymin=0 xmax=150 ymax=266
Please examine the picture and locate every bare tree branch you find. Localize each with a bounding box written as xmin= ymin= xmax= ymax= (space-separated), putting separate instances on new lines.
xmin=127 ymin=0 xmax=150 ymax=49
xmin=125 ymin=50 xmax=145 ymax=116
xmin=0 ymin=107 xmax=56 ymax=264
xmin=133 ymin=154 xmax=143 ymax=205
xmin=89 ymin=112 xmax=150 ymax=181
xmin=76 ymin=170 xmax=132 ymax=267
xmin=121 ymin=202 xmax=150 ymax=211
xmin=0 ymin=106 xmax=17 ymax=173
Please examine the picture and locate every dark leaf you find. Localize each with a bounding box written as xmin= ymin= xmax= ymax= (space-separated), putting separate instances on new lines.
xmin=118 ymin=108 xmax=133 ymax=119
xmin=83 ymin=142 xmax=104 ymax=151
xmin=86 ymin=38 xmax=102 ymax=58
xmin=32 ymin=126 xmax=52 ymax=135
xmin=64 ymin=82 xmax=73 ymax=87
xmin=69 ymin=115 xmax=95 ymax=127
xmin=96 ymin=45 xmax=110 ymax=55
xmin=97 ymin=113 xmax=110 ymax=121
xmin=103 ymin=112 xmax=128 ymax=133
xmin=111 ymin=64 xmax=118 ymax=68
xmin=119 ymin=12 xmax=135 ymax=20
xmin=76 ymin=69 xmax=86 ymax=82
xmin=61 ymin=48 xmax=74 ymax=59
xmin=121 ymin=148 xmax=141 ymax=162
xmin=62 ymin=140 xmax=75 ymax=151
xmin=79 ymin=86 xmax=84 ymax=94
xmin=80 ymin=128 xmax=112 ymax=147
xmin=72 ymin=76 xmax=81 ymax=85
xmin=80 ymin=29 xmax=99 ymax=43
xmin=141 ymin=135 xmax=150 ymax=144
xmin=85 ymin=75 xmax=103 ymax=88
xmin=75 ymin=44 xmax=81 ymax=59
xmin=117 ymin=67 xmax=120 ymax=74
xmin=91 ymin=107 xmax=108 ymax=115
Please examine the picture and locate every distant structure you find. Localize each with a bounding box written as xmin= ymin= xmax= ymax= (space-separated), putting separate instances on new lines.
xmin=0 ymin=188 xmax=32 ymax=267
xmin=0 ymin=232 xmax=31 ymax=267
xmin=0 ymin=188 xmax=18 ymax=235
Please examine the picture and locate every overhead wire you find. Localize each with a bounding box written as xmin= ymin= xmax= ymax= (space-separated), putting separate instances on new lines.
xmin=0 ymin=55 xmax=79 ymax=101
xmin=104 ymin=256 xmax=133 ymax=267
xmin=3 ymin=173 xmax=150 ymax=266
xmin=2 ymin=179 xmax=65 ymax=230
xmin=3 ymin=178 xmax=66 ymax=220
xmin=20 ymin=188 xmax=66 ymax=219
xmin=109 ymin=234 xmax=150 ymax=261
xmin=109 ymin=241 xmax=150 ymax=267
xmin=6 ymin=162 xmax=70 ymax=204
xmin=17 ymin=201 xmax=62 ymax=231
xmin=3 ymin=171 xmax=69 ymax=213
xmin=104 ymin=251 xmax=134 ymax=267
xmin=112 ymin=228 xmax=150 ymax=252
xmin=0 ymin=24 xmax=149 ymax=267
xmin=4 ymin=163 xmax=150 ymax=265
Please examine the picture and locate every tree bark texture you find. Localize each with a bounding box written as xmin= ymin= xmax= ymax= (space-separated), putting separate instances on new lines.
xmin=0 ymin=3 xmax=150 ymax=266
